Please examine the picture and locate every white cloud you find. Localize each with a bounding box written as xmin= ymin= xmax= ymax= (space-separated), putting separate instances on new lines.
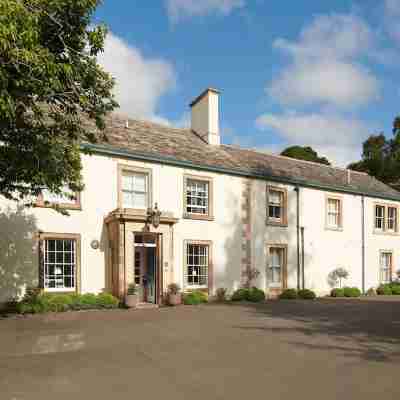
xmin=256 ymin=112 xmax=370 ymax=166
xmin=166 ymin=0 xmax=245 ymax=23
xmin=268 ymin=14 xmax=380 ymax=108
xmin=97 ymin=32 xmax=176 ymax=121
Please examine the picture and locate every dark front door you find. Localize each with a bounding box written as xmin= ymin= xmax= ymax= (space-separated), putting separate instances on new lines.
xmin=134 ymin=234 xmax=158 ymax=304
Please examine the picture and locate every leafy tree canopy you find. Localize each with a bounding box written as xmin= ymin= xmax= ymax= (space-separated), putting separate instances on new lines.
xmin=348 ymin=117 xmax=400 ymax=190
xmin=280 ymin=145 xmax=331 ymax=165
xmin=0 ymin=0 xmax=117 ymax=207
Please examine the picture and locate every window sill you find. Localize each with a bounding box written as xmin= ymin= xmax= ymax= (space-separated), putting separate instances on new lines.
xmin=266 ymin=219 xmax=287 ymax=227
xmin=373 ymin=230 xmax=399 ymax=236
xmin=44 ymin=288 xmax=76 ymax=293
xmin=184 ymin=286 xmax=208 ymax=292
xmin=325 ymin=226 xmax=343 ymax=232
xmin=183 ymin=213 xmax=214 ymax=221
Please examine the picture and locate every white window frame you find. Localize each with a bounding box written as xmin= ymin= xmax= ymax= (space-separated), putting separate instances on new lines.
xmin=326 ymin=197 xmax=342 ymax=230
xmin=43 ymin=238 xmax=77 ymax=292
xmin=266 ymin=186 xmax=287 ymax=226
xmin=267 ymin=245 xmax=287 ymax=289
xmin=184 ymin=241 xmax=211 ymax=289
xmin=186 ymin=179 xmax=209 ymax=215
xmin=118 ymin=165 xmax=152 ymax=210
xmin=375 ymin=205 xmax=385 ymax=231
xmin=379 ymin=251 xmax=393 ymax=284
xmin=387 ymin=206 xmax=398 ymax=232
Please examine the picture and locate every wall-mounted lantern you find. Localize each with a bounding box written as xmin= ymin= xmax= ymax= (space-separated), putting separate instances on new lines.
xmin=147 ymin=203 xmax=162 ymax=228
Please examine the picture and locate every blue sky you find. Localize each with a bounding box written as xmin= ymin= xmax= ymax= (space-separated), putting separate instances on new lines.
xmin=94 ymin=0 xmax=400 ymax=166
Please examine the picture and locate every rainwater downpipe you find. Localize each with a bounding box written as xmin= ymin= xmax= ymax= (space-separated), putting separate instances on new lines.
xmin=295 ymin=185 xmax=300 ymax=290
xmin=361 ymin=196 xmax=366 ymax=294
xmin=301 ymin=227 xmax=305 ymax=290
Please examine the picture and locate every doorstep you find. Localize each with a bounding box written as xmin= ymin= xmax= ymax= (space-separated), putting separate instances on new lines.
xmin=135 ymin=303 xmax=159 ymax=310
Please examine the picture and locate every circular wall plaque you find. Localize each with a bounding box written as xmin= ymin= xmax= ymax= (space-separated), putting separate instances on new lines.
xmin=91 ymin=239 xmax=100 ymax=250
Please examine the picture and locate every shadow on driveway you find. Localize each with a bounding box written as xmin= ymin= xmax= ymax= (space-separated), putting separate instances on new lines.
xmin=231 ymin=298 xmax=400 ymax=363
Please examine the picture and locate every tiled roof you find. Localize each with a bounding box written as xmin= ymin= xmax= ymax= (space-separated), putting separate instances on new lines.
xmin=84 ymin=114 xmax=400 ymax=201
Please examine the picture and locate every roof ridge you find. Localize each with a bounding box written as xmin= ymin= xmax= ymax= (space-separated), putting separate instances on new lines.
xmin=109 ymin=112 xmax=190 ymax=133
xmin=222 ymin=144 xmax=369 ymax=175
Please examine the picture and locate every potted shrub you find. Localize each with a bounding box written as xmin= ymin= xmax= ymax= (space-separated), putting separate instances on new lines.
xmin=167 ymin=283 xmax=181 ymax=306
xmin=125 ymin=283 xmax=138 ymax=308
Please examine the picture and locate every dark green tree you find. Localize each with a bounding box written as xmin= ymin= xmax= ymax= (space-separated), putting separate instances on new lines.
xmin=0 ymin=0 xmax=117 ymax=206
xmin=348 ymin=118 xmax=400 ymax=190
xmin=280 ymin=146 xmax=331 ymax=165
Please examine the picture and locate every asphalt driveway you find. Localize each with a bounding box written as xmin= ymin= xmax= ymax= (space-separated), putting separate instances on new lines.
xmin=1 ymin=299 xmax=400 ymax=400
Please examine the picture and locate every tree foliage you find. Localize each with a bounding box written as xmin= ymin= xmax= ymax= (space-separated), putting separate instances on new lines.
xmin=280 ymin=145 xmax=331 ymax=165
xmin=348 ymin=117 xmax=400 ymax=190
xmin=0 ymin=0 xmax=117 ymax=205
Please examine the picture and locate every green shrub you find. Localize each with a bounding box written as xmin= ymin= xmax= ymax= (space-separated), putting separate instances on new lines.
xmin=279 ymin=289 xmax=298 ymax=300
xmin=330 ymin=288 xmax=345 ymax=297
xmin=247 ymin=287 xmax=266 ymax=302
xmin=298 ymin=289 xmax=316 ymax=300
xmin=15 ymin=291 xmax=119 ymax=313
xmin=183 ymin=290 xmax=208 ymax=305
xmin=96 ymin=293 xmax=120 ymax=308
xmin=47 ymin=294 xmax=73 ymax=312
xmin=377 ymin=284 xmax=392 ymax=295
xmin=231 ymin=288 xmax=249 ymax=301
xmin=390 ymin=284 xmax=400 ymax=295
xmin=343 ymin=287 xmax=361 ymax=297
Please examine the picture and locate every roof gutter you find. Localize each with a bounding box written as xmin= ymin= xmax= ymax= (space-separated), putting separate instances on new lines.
xmin=81 ymin=143 xmax=400 ymax=202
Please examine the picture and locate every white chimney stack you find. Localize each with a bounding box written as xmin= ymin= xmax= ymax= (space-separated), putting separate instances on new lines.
xmin=190 ymin=88 xmax=220 ymax=145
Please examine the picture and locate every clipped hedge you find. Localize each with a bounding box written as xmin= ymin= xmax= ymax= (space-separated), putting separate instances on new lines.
xmin=230 ymin=287 xmax=266 ymax=303
xmin=377 ymin=282 xmax=400 ymax=295
xmin=330 ymin=287 xmax=361 ymax=298
xmin=330 ymin=288 xmax=345 ymax=297
xmin=183 ymin=290 xmax=208 ymax=305
xmin=297 ymin=289 xmax=316 ymax=300
xmin=279 ymin=289 xmax=298 ymax=300
xmin=16 ymin=291 xmax=120 ymax=314
xmin=343 ymin=287 xmax=361 ymax=298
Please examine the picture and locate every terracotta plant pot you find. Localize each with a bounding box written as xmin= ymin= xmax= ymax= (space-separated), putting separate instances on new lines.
xmin=125 ymin=294 xmax=138 ymax=308
xmin=168 ymin=293 xmax=182 ymax=306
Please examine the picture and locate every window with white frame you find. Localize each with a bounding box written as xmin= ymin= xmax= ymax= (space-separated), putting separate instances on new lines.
xmin=186 ymin=179 xmax=209 ymax=215
xmin=327 ymin=198 xmax=341 ymax=229
xmin=387 ymin=207 xmax=397 ymax=232
xmin=44 ymin=238 xmax=76 ymax=291
xmin=380 ymin=251 xmax=392 ymax=283
xmin=186 ymin=243 xmax=209 ymax=287
xmin=268 ymin=247 xmax=285 ymax=286
xmin=267 ymin=187 xmax=286 ymax=225
xmin=375 ymin=205 xmax=385 ymax=230
xmin=122 ymin=172 xmax=148 ymax=209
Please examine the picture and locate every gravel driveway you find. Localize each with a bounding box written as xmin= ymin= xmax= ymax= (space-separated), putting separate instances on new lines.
xmin=1 ymin=298 xmax=400 ymax=400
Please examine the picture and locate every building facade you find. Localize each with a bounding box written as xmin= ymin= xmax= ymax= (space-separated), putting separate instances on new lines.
xmin=1 ymin=88 xmax=400 ymax=305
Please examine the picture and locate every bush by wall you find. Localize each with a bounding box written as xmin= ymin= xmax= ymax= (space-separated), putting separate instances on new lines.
xmin=279 ymin=289 xmax=298 ymax=299
xmin=390 ymin=283 xmax=400 ymax=295
xmin=16 ymin=291 xmax=120 ymax=314
xmin=297 ymin=289 xmax=316 ymax=300
xmin=183 ymin=290 xmax=208 ymax=305
xmin=330 ymin=288 xmax=345 ymax=297
xmin=231 ymin=288 xmax=249 ymax=301
xmin=343 ymin=287 xmax=361 ymax=298
xmin=230 ymin=287 xmax=266 ymax=302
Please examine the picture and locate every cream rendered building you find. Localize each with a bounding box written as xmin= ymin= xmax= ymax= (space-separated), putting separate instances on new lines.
xmin=1 ymin=88 xmax=400 ymax=305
